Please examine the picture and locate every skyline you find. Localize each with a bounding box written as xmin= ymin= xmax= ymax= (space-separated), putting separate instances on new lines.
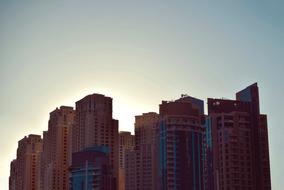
xmin=9 ymin=83 xmax=271 ymax=190
xmin=1 ymin=1 xmax=283 ymax=189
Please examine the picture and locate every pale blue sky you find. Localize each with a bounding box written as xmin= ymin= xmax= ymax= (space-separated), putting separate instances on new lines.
xmin=0 ymin=1 xmax=283 ymax=189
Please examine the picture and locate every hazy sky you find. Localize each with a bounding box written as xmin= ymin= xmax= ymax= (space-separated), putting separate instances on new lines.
xmin=0 ymin=1 xmax=283 ymax=189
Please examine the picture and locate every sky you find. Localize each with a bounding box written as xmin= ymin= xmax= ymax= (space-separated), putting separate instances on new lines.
xmin=0 ymin=0 xmax=283 ymax=189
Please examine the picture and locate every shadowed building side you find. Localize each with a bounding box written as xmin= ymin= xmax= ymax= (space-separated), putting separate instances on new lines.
xmin=156 ymin=96 xmax=205 ymax=190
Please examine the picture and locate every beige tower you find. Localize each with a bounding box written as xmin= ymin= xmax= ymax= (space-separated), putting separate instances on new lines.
xmin=9 ymin=134 xmax=43 ymax=190
xmin=72 ymin=93 xmax=119 ymax=188
xmin=41 ymin=106 xmax=75 ymax=190
xmin=119 ymin=131 xmax=135 ymax=190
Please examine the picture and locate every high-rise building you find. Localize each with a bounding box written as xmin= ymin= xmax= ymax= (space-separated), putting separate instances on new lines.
xmin=125 ymin=150 xmax=137 ymax=190
xmin=206 ymin=83 xmax=271 ymax=190
xmin=119 ymin=131 xmax=135 ymax=190
xmin=9 ymin=134 xmax=43 ymax=190
xmin=41 ymin=106 xmax=75 ymax=190
xmin=156 ymin=96 xmax=205 ymax=190
xmin=134 ymin=112 xmax=159 ymax=190
xmin=69 ymin=146 xmax=116 ymax=190
xmin=72 ymin=93 xmax=119 ymax=187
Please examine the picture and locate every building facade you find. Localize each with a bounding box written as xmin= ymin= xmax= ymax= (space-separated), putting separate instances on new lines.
xmin=41 ymin=106 xmax=75 ymax=190
xmin=206 ymin=83 xmax=271 ymax=190
xmin=125 ymin=150 xmax=137 ymax=190
xmin=134 ymin=112 xmax=159 ymax=190
xmin=70 ymin=146 xmax=116 ymax=190
xmin=9 ymin=135 xmax=43 ymax=190
xmin=156 ymin=96 xmax=205 ymax=190
xmin=9 ymin=160 xmax=17 ymax=190
xmin=72 ymin=93 xmax=119 ymax=187
xmin=119 ymin=131 xmax=135 ymax=190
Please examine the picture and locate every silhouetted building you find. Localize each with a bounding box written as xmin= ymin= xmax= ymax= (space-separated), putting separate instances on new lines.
xmin=156 ymin=96 xmax=205 ymax=190
xmin=206 ymin=83 xmax=271 ymax=190
xmin=119 ymin=131 xmax=135 ymax=190
xmin=70 ymin=146 xmax=116 ymax=190
xmin=40 ymin=106 xmax=75 ymax=190
xmin=72 ymin=93 xmax=119 ymax=187
xmin=9 ymin=134 xmax=43 ymax=190
xmin=134 ymin=112 xmax=159 ymax=190
xmin=125 ymin=150 xmax=137 ymax=190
